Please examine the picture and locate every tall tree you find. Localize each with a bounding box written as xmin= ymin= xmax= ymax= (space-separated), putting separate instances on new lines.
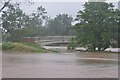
xmin=74 ymin=2 xmax=119 ymax=51
xmin=23 ymin=6 xmax=48 ymax=37
xmin=2 ymin=4 xmax=48 ymax=41
xmin=2 ymin=4 xmax=26 ymax=33
xmin=2 ymin=4 xmax=27 ymax=41
xmin=47 ymin=14 xmax=73 ymax=36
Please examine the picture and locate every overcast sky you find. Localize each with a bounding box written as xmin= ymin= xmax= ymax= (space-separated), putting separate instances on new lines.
xmin=0 ymin=0 xmax=119 ymax=18
xmin=19 ymin=2 xmax=118 ymax=19
xmin=20 ymin=2 xmax=84 ymax=18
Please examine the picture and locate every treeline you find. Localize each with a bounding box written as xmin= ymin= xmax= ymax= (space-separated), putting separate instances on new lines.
xmin=1 ymin=3 xmax=76 ymax=42
xmin=1 ymin=2 xmax=119 ymax=51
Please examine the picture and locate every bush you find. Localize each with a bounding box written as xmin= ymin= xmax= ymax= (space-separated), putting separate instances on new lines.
xmin=67 ymin=37 xmax=77 ymax=50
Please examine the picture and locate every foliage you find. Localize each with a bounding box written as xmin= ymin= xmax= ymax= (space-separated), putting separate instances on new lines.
xmin=2 ymin=42 xmax=15 ymax=50
xmin=1 ymin=3 xmax=76 ymax=42
xmin=67 ymin=37 xmax=77 ymax=50
xmin=2 ymin=4 xmax=25 ymax=34
xmin=46 ymin=14 xmax=74 ymax=36
xmin=74 ymin=2 xmax=119 ymax=51
xmin=2 ymin=4 xmax=48 ymax=41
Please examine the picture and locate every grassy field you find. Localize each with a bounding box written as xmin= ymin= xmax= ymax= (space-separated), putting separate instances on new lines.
xmin=2 ymin=42 xmax=48 ymax=53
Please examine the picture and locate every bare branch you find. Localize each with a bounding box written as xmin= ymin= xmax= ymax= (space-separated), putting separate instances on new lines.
xmin=0 ymin=0 xmax=10 ymax=12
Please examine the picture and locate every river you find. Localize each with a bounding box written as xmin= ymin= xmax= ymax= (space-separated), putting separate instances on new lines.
xmin=2 ymin=51 xmax=118 ymax=78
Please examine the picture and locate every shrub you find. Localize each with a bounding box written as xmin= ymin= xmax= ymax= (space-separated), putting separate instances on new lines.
xmin=67 ymin=37 xmax=77 ymax=50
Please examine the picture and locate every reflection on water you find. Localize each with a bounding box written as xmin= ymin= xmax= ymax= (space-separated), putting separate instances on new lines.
xmin=3 ymin=52 xmax=118 ymax=66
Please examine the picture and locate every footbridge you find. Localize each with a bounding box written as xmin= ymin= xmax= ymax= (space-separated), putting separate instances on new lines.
xmin=35 ymin=36 xmax=75 ymax=46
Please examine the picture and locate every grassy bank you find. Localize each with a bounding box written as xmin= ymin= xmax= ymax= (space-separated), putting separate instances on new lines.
xmin=2 ymin=42 xmax=48 ymax=53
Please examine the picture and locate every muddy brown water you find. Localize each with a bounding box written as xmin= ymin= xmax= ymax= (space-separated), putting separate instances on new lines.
xmin=2 ymin=51 xmax=118 ymax=78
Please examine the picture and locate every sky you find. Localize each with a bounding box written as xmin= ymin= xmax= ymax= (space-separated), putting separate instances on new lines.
xmin=19 ymin=1 xmax=118 ymax=19
xmin=20 ymin=2 xmax=84 ymax=18
xmin=0 ymin=0 xmax=119 ymax=19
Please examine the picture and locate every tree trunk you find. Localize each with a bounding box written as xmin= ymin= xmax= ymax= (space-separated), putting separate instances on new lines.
xmin=98 ymin=47 xmax=101 ymax=51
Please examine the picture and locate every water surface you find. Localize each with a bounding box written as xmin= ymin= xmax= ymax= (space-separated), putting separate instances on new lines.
xmin=2 ymin=52 xmax=118 ymax=78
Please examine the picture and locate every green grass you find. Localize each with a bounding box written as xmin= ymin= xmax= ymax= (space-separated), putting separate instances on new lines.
xmin=2 ymin=42 xmax=15 ymax=50
xmin=22 ymin=42 xmax=43 ymax=49
xmin=2 ymin=42 xmax=48 ymax=53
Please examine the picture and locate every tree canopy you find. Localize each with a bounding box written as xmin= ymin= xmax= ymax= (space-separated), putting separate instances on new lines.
xmin=1 ymin=4 xmax=48 ymax=41
xmin=1 ymin=4 xmax=75 ymax=41
xmin=46 ymin=14 xmax=74 ymax=36
xmin=74 ymin=2 xmax=119 ymax=51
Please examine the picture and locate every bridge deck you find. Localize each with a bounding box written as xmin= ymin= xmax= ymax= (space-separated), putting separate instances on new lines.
xmin=35 ymin=36 xmax=75 ymax=45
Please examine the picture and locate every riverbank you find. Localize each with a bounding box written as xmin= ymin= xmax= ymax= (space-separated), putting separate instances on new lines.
xmin=43 ymin=46 xmax=119 ymax=54
xmin=1 ymin=42 xmax=119 ymax=53
xmin=2 ymin=42 xmax=48 ymax=53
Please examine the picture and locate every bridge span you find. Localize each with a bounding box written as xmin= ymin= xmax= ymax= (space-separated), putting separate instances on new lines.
xmin=34 ymin=36 xmax=75 ymax=46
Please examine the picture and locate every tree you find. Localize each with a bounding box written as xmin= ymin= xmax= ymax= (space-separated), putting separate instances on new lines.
xmin=0 ymin=0 xmax=10 ymax=12
xmin=23 ymin=6 xmax=48 ymax=37
xmin=74 ymin=2 xmax=119 ymax=51
xmin=116 ymin=9 xmax=120 ymax=48
xmin=2 ymin=4 xmax=48 ymax=41
xmin=2 ymin=4 xmax=27 ymax=41
xmin=0 ymin=0 xmax=33 ymax=12
xmin=46 ymin=14 xmax=73 ymax=36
